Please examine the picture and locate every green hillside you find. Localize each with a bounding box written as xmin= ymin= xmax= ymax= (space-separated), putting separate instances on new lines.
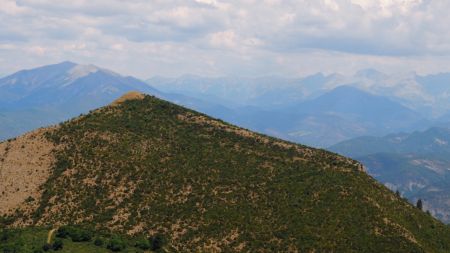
xmin=329 ymin=128 xmax=450 ymax=223
xmin=0 ymin=226 xmax=164 ymax=252
xmin=359 ymin=152 xmax=450 ymax=223
xmin=2 ymin=93 xmax=450 ymax=252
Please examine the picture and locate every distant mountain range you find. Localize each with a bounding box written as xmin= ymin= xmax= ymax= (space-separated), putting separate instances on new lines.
xmin=148 ymin=70 xmax=450 ymax=147
xmin=330 ymin=127 xmax=450 ymax=223
xmin=0 ymin=62 xmax=213 ymax=141
xmin=0 ymin=61 xmax=159 ymax=140
xmin=2 ymin=62 xmax=441 ymax=147
xmin=199 ymin=86 xmax=427 ymax=147
xmin=148 ymin=69 xmax=450 ymax=117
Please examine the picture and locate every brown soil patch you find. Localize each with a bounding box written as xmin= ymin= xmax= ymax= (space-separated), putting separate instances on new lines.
xmin=383 ymin=217 xmax=419 ymax=245
xmin=110 ymin=91 xmax=145 ymax=106
xmin=0 ymin=127 xmax=56 ymax=215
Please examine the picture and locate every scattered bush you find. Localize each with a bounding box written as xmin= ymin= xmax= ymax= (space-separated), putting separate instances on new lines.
xmin=52 ymin=238 xmax=63 ymax=251
xmin=56 ymin=226 xmax=92 ymax=242
xmin=94 ymin=237 xmax=104 ymax=246
xmin=55 ymin=227 xmax=68 ymax=238
xmin=70 ymin=229 xmax=92 ymax=242
xmin=150 ymin=234 xmax=165 ymax=251
xmin=107 ymin=237 xmax=126 ymax=252
xmin=0 ymin=229 xmax=10 ymax=242
xmin=135 ymin=238 xmax=150 ymax=250
xmin=42 ymin=243 xmax=51 ymax=252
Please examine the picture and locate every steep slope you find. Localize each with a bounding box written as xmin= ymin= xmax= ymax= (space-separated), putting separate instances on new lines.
xmin=359 ymin=153 xmax=450 ymax=223
xmin=330 ymin=127 xmax=450 ymax=223
xmin=2 ymin=93 xmax=450 ymax=252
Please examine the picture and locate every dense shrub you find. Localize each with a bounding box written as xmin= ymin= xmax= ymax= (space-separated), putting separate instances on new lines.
xmin=42 ymin=243 xmax=51 ymax=252
xmin=52 ymin=239 xmax=63 ymax=251
xmin=55 ymin=227 xmax=68 ymax=238
xmin=135 ymin=238 xmax=150 ymax=250
xmin=70 ymin=229 xmax=92 ymax=242
xmin=107 ymin=237 xmax=126 ymax=252
xmin=56 ymin=226 xmax=91 ymax=242
xmin=0 ymin=230 xmax=9 ymax=242
xmin=94 ymin=237 xmax=104 ymax=246
xmin=150 ymin=234 xmax=165 ymax=251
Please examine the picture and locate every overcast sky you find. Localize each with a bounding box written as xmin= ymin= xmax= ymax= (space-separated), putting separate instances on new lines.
xmin=2 ymin=0 xmax=450 ymax=78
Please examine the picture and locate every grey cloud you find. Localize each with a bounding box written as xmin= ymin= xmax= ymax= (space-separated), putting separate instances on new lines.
xmin=0 ymin=30 xmax=27 ymax=42
xmin=3 ymin=0 xmax=450 ymax=77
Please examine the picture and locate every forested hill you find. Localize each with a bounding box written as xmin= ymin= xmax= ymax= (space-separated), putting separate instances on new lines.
xmin=1 ymin=92 xmax=450 ymax=252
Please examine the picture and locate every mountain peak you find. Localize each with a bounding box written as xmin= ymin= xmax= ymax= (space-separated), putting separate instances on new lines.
xmin=110 ymin=91 xmax=146 ymax=106
xmin=355 ymin=68 xmax=386 ymax=79
xmin=3 ymin=92 xmax=450 ymax=252
xmin=64 ymin=63 xmax=100 ymax=82
xmin=57 ymin=60 xmax=78 ymax=66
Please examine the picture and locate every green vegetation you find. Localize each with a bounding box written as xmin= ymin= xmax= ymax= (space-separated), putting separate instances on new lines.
xmin=56 ymin=226 xmax=92 ymax=242
xmin=329 ymin=127 xmax=450 ymax=224
xmin=3 ymin=94 xmax=450 ymax=252
xmin=417 ymin=199 xmax=423 ymax=211
xmin=0 ymin=227 xmax=155 ymax=252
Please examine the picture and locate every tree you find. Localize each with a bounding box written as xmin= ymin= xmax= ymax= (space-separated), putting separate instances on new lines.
xmin=52 ymin=239 xmax=64 ymax=251
xmin=416 ymin=199 xmax=423 ymax=211
xmin=395 ymin=190 xmax=401 ymax=197
xmin=150 ymin=234 xmax=165 ymax=251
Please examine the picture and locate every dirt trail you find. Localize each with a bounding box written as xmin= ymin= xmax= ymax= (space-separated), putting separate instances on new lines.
xmin=47 ymin=228 xmax=57 ymax=244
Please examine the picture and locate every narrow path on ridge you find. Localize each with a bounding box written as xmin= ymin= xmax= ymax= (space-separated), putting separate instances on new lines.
xmin=47 ymin=228 xmax=57 ymax=244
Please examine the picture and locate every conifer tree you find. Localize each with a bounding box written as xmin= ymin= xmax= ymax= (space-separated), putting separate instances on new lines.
xmin=416 ymin=199 xmax=423 ymax=211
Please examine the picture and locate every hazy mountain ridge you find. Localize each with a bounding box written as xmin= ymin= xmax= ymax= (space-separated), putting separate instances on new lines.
xmin=330 ymin=127 xmax=450 ymax=158
xmin=148 ymin=69 xmax=450 ymax=117
xmin=0 ymin=62 xmax=161 ymax=140
xmin=148 ymin=70 xmax=450 ymax=147
xmin=2 ymin=92 xmax=450 ymax=252
xmin=330 ymin=127 xmax=450 ymax=223
xmin=0 ymin=62 xmax=222 ymax=142
xmin=179 ymin=85 xmax=428 ymax=147
xmin=2 ymin=62 xmax=448 ymax=147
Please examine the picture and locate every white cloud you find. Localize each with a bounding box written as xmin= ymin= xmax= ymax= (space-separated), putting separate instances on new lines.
xmin=0 ymin=0 xmax=28 ymax=15
xmin=2 ymin=0 xmax=450 ymax=77
xmin=26 ymin=46 xmax=46 ymax=56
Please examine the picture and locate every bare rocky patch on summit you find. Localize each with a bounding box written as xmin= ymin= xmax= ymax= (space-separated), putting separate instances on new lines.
xmin=110 ymin=91 xmax=145 ymax=106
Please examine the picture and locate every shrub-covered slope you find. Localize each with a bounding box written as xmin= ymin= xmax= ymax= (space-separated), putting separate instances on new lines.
xmin=0 ymin=226 xmax=163 ymax=252
xmin=2 ymin=93 xmax=450 ymax=252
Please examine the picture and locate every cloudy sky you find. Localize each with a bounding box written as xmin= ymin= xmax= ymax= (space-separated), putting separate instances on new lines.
xmin=1 ymin=0 xmax=450 ymax=78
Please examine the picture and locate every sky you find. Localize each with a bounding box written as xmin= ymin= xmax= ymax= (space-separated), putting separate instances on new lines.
xmin=2 ymin=0 xmax=450 ymax=78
